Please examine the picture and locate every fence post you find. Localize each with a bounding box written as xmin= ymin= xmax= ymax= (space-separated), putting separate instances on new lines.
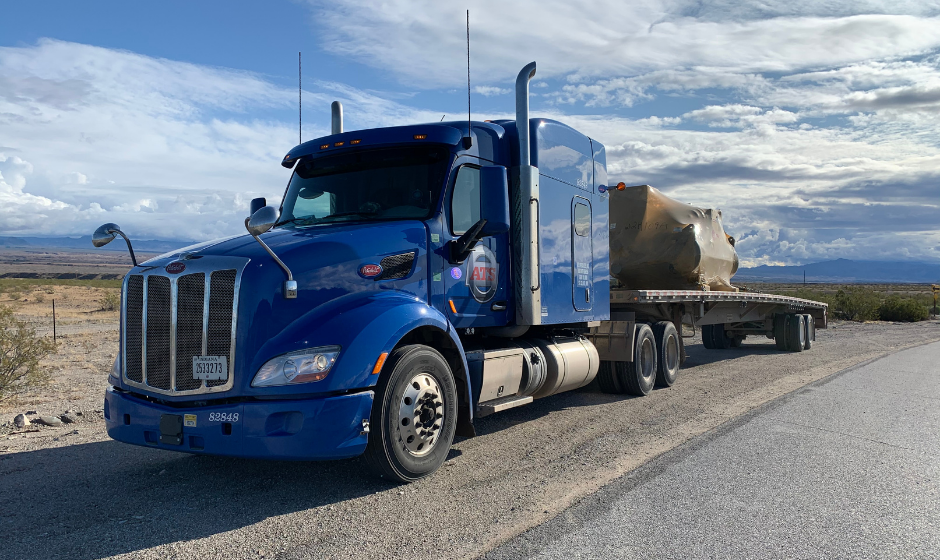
xmin=52 ymin=299 xmax=56 ymax=344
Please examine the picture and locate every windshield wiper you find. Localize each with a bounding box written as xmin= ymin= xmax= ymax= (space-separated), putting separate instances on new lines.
xmin=275 ymin=216 xmax=319 ymax=227
xmin=318 ymin=210 xmax=378 ymax=221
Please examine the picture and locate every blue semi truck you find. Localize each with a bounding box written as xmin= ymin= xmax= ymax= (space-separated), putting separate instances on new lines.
xmin=95 ymin=62 xmax=827 ymax=481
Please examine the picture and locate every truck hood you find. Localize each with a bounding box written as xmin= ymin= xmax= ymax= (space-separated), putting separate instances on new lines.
xmin=133 ymin=221 xmax=431 ymax=393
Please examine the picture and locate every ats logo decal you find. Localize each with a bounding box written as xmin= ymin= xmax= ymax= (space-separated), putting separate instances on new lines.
xmin=466 ymin=245 xmax=498 ymax=303
xmin=165 ymin=262 xmax=186 ymax=274
xmin=359 ymin=264 xmax=383 ymax=278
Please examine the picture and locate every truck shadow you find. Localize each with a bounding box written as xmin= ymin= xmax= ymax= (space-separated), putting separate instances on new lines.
xmin=0 ymin=439 xmax=392 ymax=560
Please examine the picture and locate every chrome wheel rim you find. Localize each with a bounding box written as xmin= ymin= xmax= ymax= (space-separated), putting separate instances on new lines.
xmin=640 ymin=338 xmax=655 ymax=380
xmin=398 ymin=373 xmax=444 ymax=457
xmin=665 ymin=335 xmax=679 ymax=373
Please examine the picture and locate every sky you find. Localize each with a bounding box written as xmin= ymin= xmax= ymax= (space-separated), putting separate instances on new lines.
xmin=1 ymin=0 xmax=939 ymax=266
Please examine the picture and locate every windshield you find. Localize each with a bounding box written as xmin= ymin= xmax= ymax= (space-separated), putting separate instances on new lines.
xmin=278 ymin=145 xmax=453 ymax=228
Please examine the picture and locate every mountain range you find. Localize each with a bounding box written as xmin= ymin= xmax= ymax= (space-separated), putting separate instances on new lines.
xmin=736 ymin=259 xmax=940 ymax=284
xmin=0 ymin=236 xmax=195 ymax=254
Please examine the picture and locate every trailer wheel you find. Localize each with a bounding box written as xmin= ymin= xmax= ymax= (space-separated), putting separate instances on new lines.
xmin=620 ymin=324 xmax=657 ymax=396
xmin=713 ymin=324 xmax=733 ymax=349
xmin=773 ymin=314 xmax=789 ymax=350
xmin=786 ymin=314 xmax=805 ymax=352
xmin=596 ymin=361 xmax=623 ymax=394
xmin=652 ymin=321 xmax=679 ymax=388
xmin=802 ymin=314 xmax=814 ymax=350
xmin=730 ymin=335 xmax=745 ymax=348
xmin=701 ymin=324 xmax=716 ymax=349
xmin=365 ymin=345 xmax=457 ymax=483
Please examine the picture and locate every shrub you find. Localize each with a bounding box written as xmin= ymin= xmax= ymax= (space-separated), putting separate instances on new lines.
xmin=833 ymin=287 xmax=881 ymax=322
xmin=0 ymin=306 xmax=56 ymax=402
xmin=99 ymin=291 xmax=120 ymax=312
xmin=878 ymin=296 xmax=930 ymax=322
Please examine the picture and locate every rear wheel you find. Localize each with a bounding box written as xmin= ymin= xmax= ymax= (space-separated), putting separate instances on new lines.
xmin=773 ymin=314 xmax=789 ymax=350
xmin=652 ymin=321 xmax=679 ymax=388
xmin=365 ymin=345 xmax=457 ymax=482
xmin=701 ymin=324 xmax=716 ymax=349
xmin=596 ymin=361 xmax=623 ymax=394
xmin=786 ymin=314 xmax=806 ymax=352
xmin=620 ymin=324 xmax=658 ymax=396
xmin=802 ymin=314 xmax=814 ymax=350
xmin=712 ymin=324 xmax=733 ymax=349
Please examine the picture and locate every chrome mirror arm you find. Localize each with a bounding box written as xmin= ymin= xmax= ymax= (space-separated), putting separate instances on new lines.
xmin=112 ymin=229 xmax=138 ymax=267
xmin=244 ymin=216 xmax=298 ymax=299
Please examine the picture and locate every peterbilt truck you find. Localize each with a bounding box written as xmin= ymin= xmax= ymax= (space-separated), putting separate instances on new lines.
xmin=95 ymin=62 xmax=827 ymax=482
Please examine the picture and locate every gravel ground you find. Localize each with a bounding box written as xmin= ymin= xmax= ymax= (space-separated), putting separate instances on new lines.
xmin=0 ymin=319 xmax=937 ymax=560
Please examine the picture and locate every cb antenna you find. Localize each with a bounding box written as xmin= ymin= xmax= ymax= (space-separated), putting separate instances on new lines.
xmin=299 ymin=51 xmax=302 ymax=145
xmin=464 ymin=9 xmax=472 ymax=149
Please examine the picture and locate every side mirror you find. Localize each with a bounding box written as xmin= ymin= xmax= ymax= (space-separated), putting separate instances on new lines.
xmin=92 ymin=223 xmax=120 ymax=247
xmin=480 ymin=166 xmax=510 ymax=236
xmin=92 ymin=223 xmax=138 ymax=266
xmin=249 ymin=197 xmax=267 ymax=216
xmin=246 ymin=206 xmax=279 ymax=237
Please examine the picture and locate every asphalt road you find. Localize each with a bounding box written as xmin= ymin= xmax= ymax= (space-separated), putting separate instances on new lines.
xmin=1 ymin=321 xmax=938 ymax=560
xmin=488 ymin=340 xmax=940 ymax=559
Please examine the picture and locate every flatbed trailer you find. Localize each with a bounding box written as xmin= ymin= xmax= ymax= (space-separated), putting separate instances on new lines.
xmin=589 ymin=289 xmax=828 ymax=375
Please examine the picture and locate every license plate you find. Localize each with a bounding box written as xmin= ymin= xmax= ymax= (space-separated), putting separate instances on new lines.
xmin=192 ymin=356 xmax=228 ymax=381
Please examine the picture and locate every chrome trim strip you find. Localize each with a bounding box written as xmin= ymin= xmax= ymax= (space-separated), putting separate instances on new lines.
xmin=169 ymin=277 xmax=178 ymax=392
xmin=229 ymin=270 xmax=241 ymax=383
xmin=120 ymin=272 xmax=130 ymax=381
xmin=202 ymin=273 xmax=211 ymax=390
xmin=141 ymin=275 xmax=148 ymax=385
xmin=121 ymin=256 xmax=249 ymax=397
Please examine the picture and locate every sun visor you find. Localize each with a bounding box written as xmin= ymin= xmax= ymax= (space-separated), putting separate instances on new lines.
xmin=281 ymin=125 xmax=464 ymax=168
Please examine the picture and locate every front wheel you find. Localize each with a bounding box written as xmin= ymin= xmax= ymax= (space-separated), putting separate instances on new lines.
xmin=365 ymin=345 xmax=457 ymax=482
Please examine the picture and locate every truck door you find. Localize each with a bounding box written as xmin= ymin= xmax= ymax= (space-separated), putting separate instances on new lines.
xmin=572 ymin=197 xmax=593 ymax=311
xmin=444 ymin=163 xmax=511 ymax=328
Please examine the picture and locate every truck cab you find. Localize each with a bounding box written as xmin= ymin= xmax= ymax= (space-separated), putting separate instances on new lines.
xmin=101 ymin=62 xmax=614 ymax=481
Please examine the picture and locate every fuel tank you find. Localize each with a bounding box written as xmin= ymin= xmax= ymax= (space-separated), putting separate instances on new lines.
xmin=608 ymin=184 xmax=739 ymax=292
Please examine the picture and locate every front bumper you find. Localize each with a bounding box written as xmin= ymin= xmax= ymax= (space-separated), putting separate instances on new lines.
xmin=104 ymin=386 xmax=374 ymax=460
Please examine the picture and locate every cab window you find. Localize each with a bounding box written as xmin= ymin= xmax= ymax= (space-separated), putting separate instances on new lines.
xmin=451 ymin=166 xmax=481 ymax=235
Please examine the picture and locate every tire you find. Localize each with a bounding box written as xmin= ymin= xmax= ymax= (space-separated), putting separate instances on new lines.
xmin=803 ymin=314 xmax=814 ymax=350
xmin=786 ymin=314 xmax=805 ymax=352
xmin=730 ymin=335 xmax=745 ymax=348
xmin=596 ymin=360 xmax=623 ymax=394
xmin=701 ymin=324 xmax=716 ymax=349
xmin=712 ymin=324 xmax=732 ymax=349
xmin=652 ymin=321 xmax=680 ymax=388
xmin=620 ymin=324 xmax=657 ymax=396
xmin=365 ymin=345 xmax=457 ymax=482
xmin=773 ymin=314 xmax=789 ymax=351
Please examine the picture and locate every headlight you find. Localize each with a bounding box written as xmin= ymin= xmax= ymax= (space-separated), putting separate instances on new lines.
xmin=251 ymin=346 xmax=341 ymax=387
xmin=110 ymin=352 xmax=121 ymax=381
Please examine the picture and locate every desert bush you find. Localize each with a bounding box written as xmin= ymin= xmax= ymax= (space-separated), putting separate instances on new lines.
xmin=833 ymin=287 xmax=882 ymax=322
xmin=34 ymin=293 xmax=45 ymax=303
xmin=878 ymin=296 xmax=930 ymax=322
xmin=0 ymin=306 xmax=56 ymax=402
xmin=99 ymin=291 xmax=120 ymax=312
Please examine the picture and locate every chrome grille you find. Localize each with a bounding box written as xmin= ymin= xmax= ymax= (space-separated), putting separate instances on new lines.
xmin=125 ymin=276 xmax=144 ymax=383
xmin=174 ymin=273 xmax=205 ymax=391
xmin=121 ymin=259 xmax=244 ymax=396
xmin=146 ymin=276 xmax=172 ymax=390
xmin=206 ymin=270 xmax=236 ymax=388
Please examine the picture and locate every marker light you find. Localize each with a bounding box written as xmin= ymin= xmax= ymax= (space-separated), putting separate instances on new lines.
xmin=413 ymin=134 xmax=427 ymax=140
xmin=449 ymin=299 xmax=457 ymax=314
xmin=372 ymin=352 xmax=388 ymax=375
xmin=320 ymin=144 xmax=330 ymax=149
xmin=251 ymin=346 xmax=341 ymax=387
xmin=334 ymin=141 xmax=345 ymax=147
xmin=350 ymin=139 xmax=361 ymax=145
xmin=616 ymin=182 xmax=626 ymax=191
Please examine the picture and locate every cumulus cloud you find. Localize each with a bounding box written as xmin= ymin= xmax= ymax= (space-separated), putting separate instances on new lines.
xmin=0 ymin=40 xmax=438 ymax=240
xmin=472 ymin=85 xmax=511 ymax=96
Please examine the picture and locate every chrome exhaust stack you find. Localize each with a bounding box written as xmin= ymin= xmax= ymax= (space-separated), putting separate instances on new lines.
xmin=331 ymin=101 xmax=343 ymax=135
xmin=511 ymin=62 xmax=541 ymax=326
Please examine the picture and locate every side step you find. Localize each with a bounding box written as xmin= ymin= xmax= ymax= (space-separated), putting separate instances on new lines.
xmin=476 ymin=395 xmax=534 ymax=417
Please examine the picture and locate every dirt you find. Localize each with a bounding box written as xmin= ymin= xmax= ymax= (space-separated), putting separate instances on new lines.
xmin=0 ymin=288 xmax=937 ymax=560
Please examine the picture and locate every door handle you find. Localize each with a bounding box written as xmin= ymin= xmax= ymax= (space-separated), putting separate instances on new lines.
xmin=491 ymin=301 xmax=507 ymax=311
